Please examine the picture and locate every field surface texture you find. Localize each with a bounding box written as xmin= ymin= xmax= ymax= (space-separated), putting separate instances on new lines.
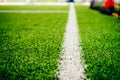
xmin=0 ymin=5 xmax=68 ymax=10
xmin=0 ymin=6 xmax=68 ymax=80
xmin=58 ymin=3 xmax=86 ymax=80
xmin=76 ymin=6 xmax=120 ymax=80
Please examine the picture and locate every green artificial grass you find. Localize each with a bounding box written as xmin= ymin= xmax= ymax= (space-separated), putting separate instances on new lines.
xmin=0 ymin=5 xmax=69 ymax=10
xmin=0 ymin=6 xmax=68 ymax=79
xmin=76 ymin=6 xmax=120 ymax=80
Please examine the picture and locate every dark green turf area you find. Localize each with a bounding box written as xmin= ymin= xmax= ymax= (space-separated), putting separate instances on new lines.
xmin=0 ymin=7 xmax=68 ymax=79
xmin=0 ymin=5 xmax=69 ymax=10
xmin=76 ymin=6 xmax=120 ymax=80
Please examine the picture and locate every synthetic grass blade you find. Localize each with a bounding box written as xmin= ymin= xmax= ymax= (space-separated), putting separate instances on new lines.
xmin=76 ymin=6 xmax=120 ymax=80
xmin=0 ymin=6 xmax=68 ymax=79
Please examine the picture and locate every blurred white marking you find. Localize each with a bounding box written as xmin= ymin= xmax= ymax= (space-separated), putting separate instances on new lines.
xmin=58 ymin=3 xmax=86 ymax=80
xmin=0 ymin=2 xmax=69 ymax=6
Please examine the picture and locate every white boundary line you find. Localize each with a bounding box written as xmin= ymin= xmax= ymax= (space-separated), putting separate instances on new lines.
xmin=58 ymin=3 xmax=86 ymax=80
xmin=0 ymin=2 xmax=69 ymax=6
xmin=0 ymin=10 xmax=68 ymax=13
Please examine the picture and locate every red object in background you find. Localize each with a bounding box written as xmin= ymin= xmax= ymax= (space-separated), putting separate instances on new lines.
xmin=104 ymin=0 xmax=114 ymax=9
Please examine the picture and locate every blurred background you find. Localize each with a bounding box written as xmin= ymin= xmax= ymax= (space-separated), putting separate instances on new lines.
xmin=0 ymin=0 xmax=120 ymax=3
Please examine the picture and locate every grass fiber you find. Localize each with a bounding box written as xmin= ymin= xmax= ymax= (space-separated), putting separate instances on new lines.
xmin=0 ymin=6 xmax=68 ymax=80
xmin=76 ymin=6 xmax=120 ymax=80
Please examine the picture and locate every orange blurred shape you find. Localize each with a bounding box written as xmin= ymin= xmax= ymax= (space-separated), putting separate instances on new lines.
xmin=114 ymin=4 xmax=119 ymax=9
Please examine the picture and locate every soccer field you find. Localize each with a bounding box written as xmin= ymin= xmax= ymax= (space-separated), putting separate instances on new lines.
xmin=0 ymin=5 xmax=68 ymax=79
xmin=0 ymin=4 xmax=120 ymax=80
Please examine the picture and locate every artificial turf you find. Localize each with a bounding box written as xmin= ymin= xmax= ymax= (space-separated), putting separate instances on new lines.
xmin=0 ymin=6 xmax=68 ymax=80
xmin=0 ymin=5 xmax=69 ymax=10
xmin=76 ymin=6 xmax=120 ymax=80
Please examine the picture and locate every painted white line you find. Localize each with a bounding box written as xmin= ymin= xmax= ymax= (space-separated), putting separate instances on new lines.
xmin=58 ymin=3 xmax=86 ymax=80
xmin=0 ymin=2 xmax=27 ymax=5
xmin=33 ymin=2 xmax=69 ymax=6
xmin=0 ymin=2 xmax=69 ymax=6
xmin=0 ymin=10 xmax=68 ymax=13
